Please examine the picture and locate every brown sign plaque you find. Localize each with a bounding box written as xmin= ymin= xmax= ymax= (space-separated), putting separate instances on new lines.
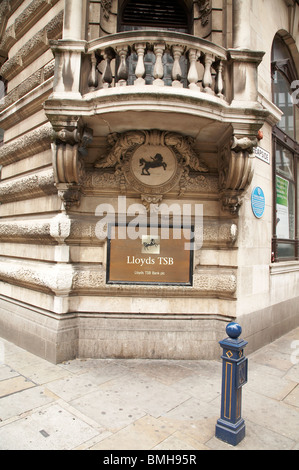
xmin=107 ymin=225 xmax=193 ymax=286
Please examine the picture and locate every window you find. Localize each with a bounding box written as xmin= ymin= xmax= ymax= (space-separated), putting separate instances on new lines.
xmin=272 ymin=36 xmax=299 ymax=261
xmin=119 ymin=0 xmax=190 ymax=33
xmin=118 ymin=0 xmax=190 ymax=86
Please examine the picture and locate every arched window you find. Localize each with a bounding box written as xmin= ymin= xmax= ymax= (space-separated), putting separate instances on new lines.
xmin=271 ymin=35 xmax=299 ymax=261
xmin=119 ymin=0 xmax=190 ymax=33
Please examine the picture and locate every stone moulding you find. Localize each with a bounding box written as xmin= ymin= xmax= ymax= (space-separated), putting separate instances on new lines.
xmin=0 ymin=259 xmax=73 ymax=296
xmin=83 ymin=169 xmax=219 ymax=199
xmin=0 ymin=122 xmax=54 ymax=166
xmin=0 ymin=10 xmax=63 ymax=81
xmin=13 ymin=0 xmax=61 ymax=41
xmin=0 ymin=0 xmax=61 ymax=61
xmin=0 ymin=258 xmax=236 ymax=298
xmin=72 ymin=266 xmax=237 ymax=298
xmin=0 ymin=216 xmax=238 ymax=249
xmin=0 ymin=219 xmax=54 ymax=244
xmin=0 ymin=168 xmax=56 ymax=203
xmin=0 ymin=60 xmax=55 ymax=112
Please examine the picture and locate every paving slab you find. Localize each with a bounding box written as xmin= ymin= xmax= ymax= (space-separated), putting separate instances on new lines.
xmin=0 ymin=327 xmax=298 ymax=451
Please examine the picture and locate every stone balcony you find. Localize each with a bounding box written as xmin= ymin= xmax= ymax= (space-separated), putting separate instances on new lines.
xmin=42 ymin=30 xmax=271 ymax=215
xmin=45 ymin=30 xmax=268 ymax=145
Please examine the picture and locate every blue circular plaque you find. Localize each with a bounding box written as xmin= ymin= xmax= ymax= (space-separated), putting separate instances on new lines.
xmin=251 ymin=186 xmax=265 ymax=219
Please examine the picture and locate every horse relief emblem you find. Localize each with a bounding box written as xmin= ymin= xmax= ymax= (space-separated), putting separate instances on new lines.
xmin=131 ymin=145 xmax=177 ymax=190
xmin=140 ymin=153 xmax=167 ymax=176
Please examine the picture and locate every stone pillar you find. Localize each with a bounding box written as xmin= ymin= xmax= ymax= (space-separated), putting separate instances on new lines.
xmin=51 ymin=0 xmax=87 ymax=98
xmin=233 ymin=0 xmax=251 ymax=49
xmin=63 ymin=0 xmax=86 ymax=40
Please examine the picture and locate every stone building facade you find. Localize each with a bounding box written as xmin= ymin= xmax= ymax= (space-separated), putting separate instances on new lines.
xmin=0 ymin=0 xmax=298 ymax=363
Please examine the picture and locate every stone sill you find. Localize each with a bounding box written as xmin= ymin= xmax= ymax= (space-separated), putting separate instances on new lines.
xmin=270 ymin=261 xmax=299 ymax=275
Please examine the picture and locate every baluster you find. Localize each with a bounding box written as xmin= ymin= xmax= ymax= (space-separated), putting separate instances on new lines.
xmin=202 ymin=53 xmax=214 ymax=94
xmin=102 ymin=47 xmax=115 ymax=88
xmin=215 ymin=60 xmax=225 ymax=98
xmin=153 ymin=43 xmax=165 ymax=86
xmin=171 ymin=45 xmax=184 ymax=88
xmin=134 ymin=43 xmax=146 ymax=86
xmin=188 ymin=48 xmax=199 ymax=90
xmin=88 ymin=52 xmax=98 ymax=91
xmin=116 ymin=45 xmax=128 ymax=87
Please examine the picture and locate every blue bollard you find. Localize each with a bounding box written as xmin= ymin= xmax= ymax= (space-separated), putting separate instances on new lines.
xmin=215 ymin=322 xmax=248 ymax=446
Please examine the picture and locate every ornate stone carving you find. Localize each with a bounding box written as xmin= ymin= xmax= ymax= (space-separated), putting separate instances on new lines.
xmin=195 ymin=0 xmax=212 ymax=27
xmin=50 ymin=213 xmax=71 ymax=244
xmin=101 ymin=0 xmax=112 ymax=20
xmin=95 ymin=130 xmax=208 ymax=205
xmin=0 ymin=169 xmax=55 ymax=203
xmin=52 ymin=122 xmax=93 ymax=209
xmin=193 ymin=269 xmax=237 ymax=296
xmin=0 ymin=123 xmax=54 ymax=166
xmin=0 ymin=10 xmax=63 ymax=81
xmin=0 ymin=259 xmax=74 ymax=295
xmin=0 ymin=220 xmax=53 ymax=244
xmin=219 ymin=135 xmax=257 ymax=215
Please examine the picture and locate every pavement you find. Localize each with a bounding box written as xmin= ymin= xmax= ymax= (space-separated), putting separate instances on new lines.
xmin=0 ymin=327 xmax=298 ymax=451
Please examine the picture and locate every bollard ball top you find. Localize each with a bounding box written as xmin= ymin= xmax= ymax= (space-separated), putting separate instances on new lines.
xmin=226 ymin=322 xmax=242 ymax=339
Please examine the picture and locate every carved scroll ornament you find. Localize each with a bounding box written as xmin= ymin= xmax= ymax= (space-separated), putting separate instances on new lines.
xmin=219 ymin=136 xmax=257 ymax=215
xmin=52 ymin=124 xmax=93 ymax=209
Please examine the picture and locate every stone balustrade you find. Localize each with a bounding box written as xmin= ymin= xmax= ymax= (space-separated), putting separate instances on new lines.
xmin=86 ymin=31 xmax=227 ymax=99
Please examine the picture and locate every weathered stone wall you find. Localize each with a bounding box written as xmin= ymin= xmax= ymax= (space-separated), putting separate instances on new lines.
xmin=0 ymin=0 xmax=298 ymax=363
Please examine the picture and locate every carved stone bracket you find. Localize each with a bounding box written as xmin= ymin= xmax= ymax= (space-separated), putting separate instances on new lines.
xmin=219 ymin=135 xmax=257 ymax=215
xmin=94 ymin=129 xmax=208 ymax=207
xmin=52 ymin=121 xmax=93 ymax=209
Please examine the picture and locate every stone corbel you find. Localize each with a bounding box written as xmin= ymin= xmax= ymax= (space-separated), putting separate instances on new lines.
xmin=219 ymin=135 xmax=257 ymax=215
xmin=52 ymin=122 xmax=93 ymax=209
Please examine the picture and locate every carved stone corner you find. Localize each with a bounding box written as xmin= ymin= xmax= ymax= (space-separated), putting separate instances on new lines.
xmin=219 ymin=135 xmax=257 ymax=215
xmin=51 ymin=122 xmax=93 ymax=209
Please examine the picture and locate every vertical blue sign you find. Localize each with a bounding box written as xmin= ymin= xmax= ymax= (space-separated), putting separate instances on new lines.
xmin=251 ymin=187 xmax=265 ymax=219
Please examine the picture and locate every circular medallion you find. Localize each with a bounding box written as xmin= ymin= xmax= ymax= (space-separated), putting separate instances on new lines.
xmin=124 ymin=144 xmax=181 ymax=195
